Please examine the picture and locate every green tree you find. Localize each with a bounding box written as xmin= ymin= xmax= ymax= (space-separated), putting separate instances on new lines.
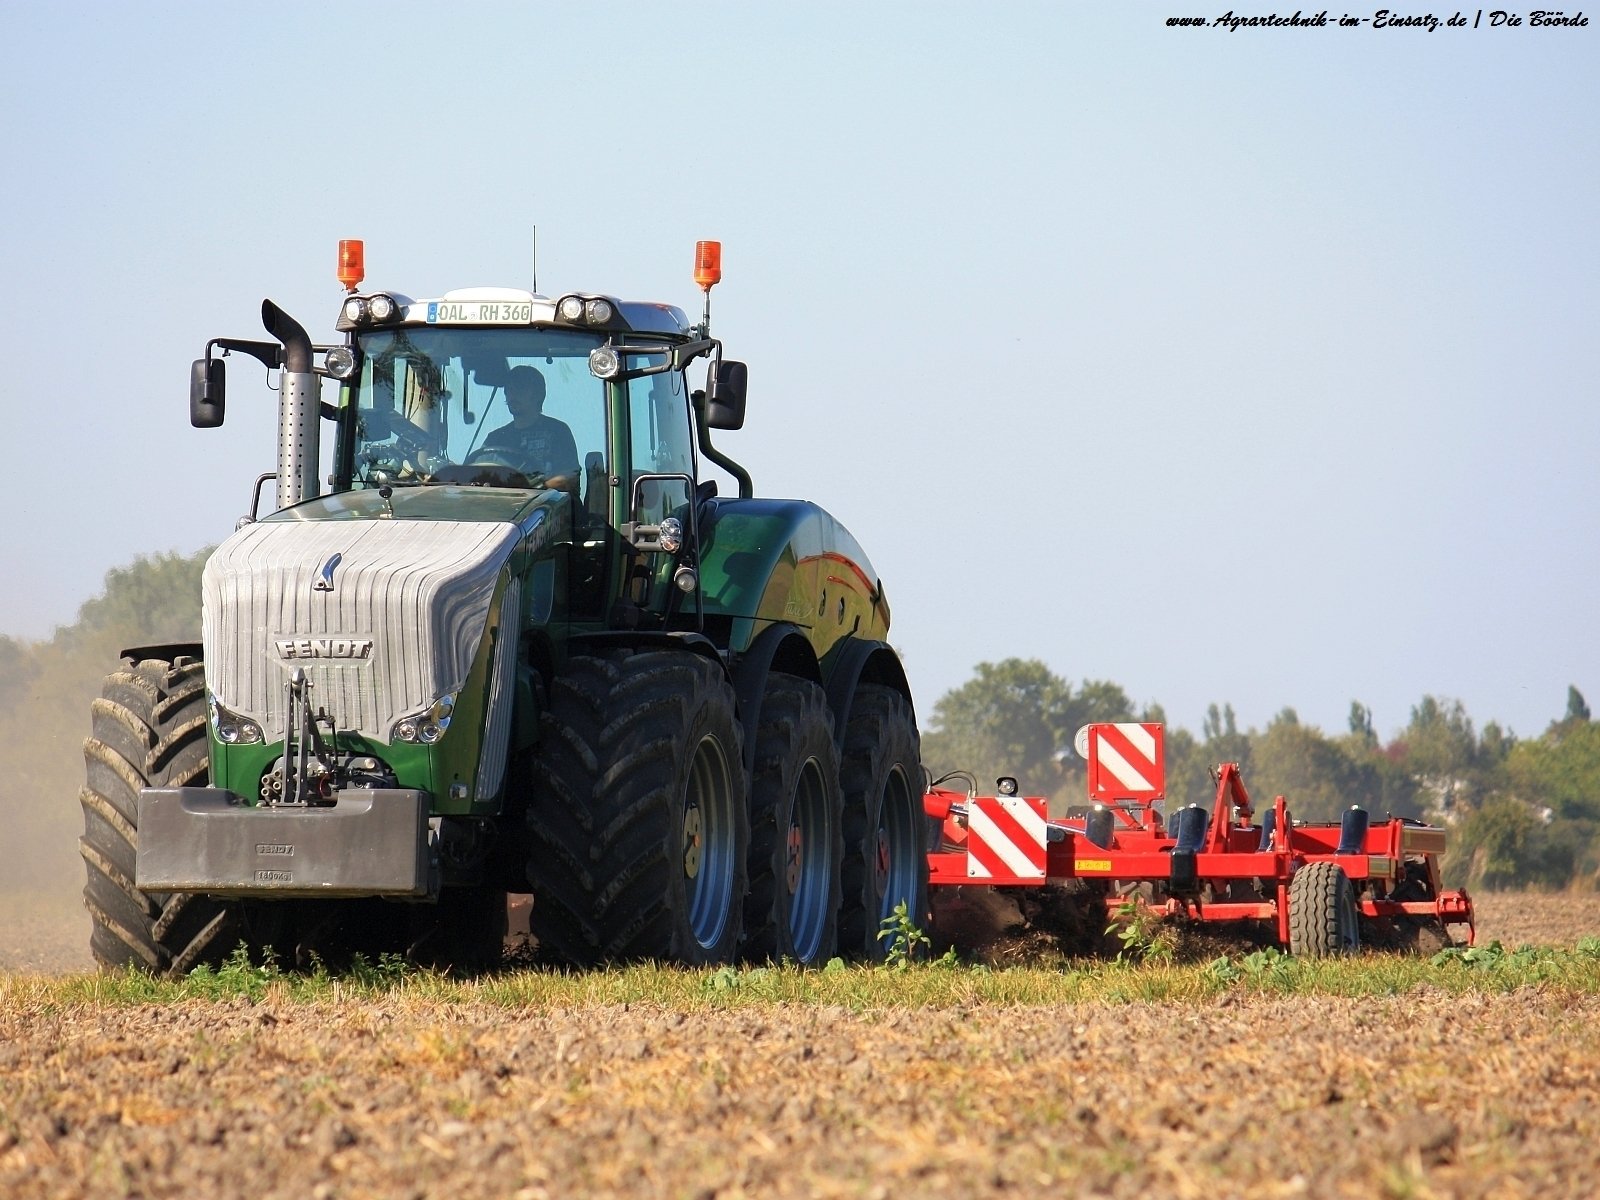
xmin=62 ymin=550 xmax=208 ymax=650
xmin=1389 ymin=696 xmax=1483 ymax=818
xmin=920 ymin=660 xmax=1137 ymax=806
xmin=1565 ymin=685 xmax=1592 ymax=725
xmin=1445 ymin=794 xmax=1574 ymax=890
xmin=1201 ymin=702 xmax=1251 ymax=776
xmin=1348 ymin=701 xmax=1376 ymax=747
xmin=1505 ymin=721 xmax=1600 ymax=825
xmin=921 ymin=659 xmax=1076 ymax=796
xmin=1248 ymin=711 xmax=1375 ymax=823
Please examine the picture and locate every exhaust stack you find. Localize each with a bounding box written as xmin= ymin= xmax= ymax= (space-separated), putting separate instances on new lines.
xmin=263 ymin=300 xmax=319 ymax=510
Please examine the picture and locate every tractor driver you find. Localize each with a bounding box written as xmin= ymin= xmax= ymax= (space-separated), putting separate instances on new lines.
xmin=481 ymin=365 xmax=580 ymax=490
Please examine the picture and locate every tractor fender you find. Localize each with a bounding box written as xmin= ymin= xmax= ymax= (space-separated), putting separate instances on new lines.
xmin=728 ymin=621 xmax=822 ymax=782
xmin=823 ymin=637 xmax=915 ymax=752
xmin=567 ymin=629 xmax=725 ymax=671
xmin=120 ymin=642 xmax=204 ymax=665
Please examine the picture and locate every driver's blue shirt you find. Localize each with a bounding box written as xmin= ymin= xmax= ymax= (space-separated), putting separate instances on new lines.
xmin=481 ymin=414 xmax=580 ymax=481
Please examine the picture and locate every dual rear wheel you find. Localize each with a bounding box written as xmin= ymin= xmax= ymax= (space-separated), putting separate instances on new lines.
xmin=525 ymin=654 xmax=926 ymax=967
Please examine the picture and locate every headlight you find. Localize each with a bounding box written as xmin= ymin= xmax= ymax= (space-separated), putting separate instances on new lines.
xmin=324 ymin=346 xmax=358 ymax=379
xmin=208 ymin=694 xmax=264 ymax=746
xmin=585 ymin=298 xmax=613 ymax=324
xmin=658 ymin=516 xmax=683 ymax=553
xmin=558 ymin=296 xmax=585 ymax=322
xmin=588 ymin=346 xmax=621 ymax=380
xmin=368 ymin=293 xmax=398 ymax=321
xmin=392 ymin=693 xmax=457 ymax=744
xmin=342 ymin=297 xmax=369 ymax=324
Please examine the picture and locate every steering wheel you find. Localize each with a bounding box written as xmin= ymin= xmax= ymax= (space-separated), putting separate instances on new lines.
xmin=429 ymin=447 xmax=542 ymax=489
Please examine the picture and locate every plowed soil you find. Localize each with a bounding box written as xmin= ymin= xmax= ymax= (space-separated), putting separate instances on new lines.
xmin=3 ymin=891 xmax=1598 ymax=1199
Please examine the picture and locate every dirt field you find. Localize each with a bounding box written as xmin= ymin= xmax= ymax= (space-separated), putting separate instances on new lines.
xmin=1 ymin=987 xmax=1597 ymax=1200
xmin=3 ymin=890 xmax=1598 ymax=1199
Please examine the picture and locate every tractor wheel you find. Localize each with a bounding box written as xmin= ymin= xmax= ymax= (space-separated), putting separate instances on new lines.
xmin=525 ymin=649 xmax=748 ymax=966
xmin=838 ymin=685 xmax=928 ymax=960
xmin=79 ymin=655 xmax=243 ymax=974
xmin=1287 ymin=861 xmax=1361 ymax=958
xmin=742 ymin=674 xmax=842 ymax=965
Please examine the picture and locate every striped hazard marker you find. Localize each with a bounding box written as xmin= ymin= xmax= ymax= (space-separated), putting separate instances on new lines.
xmin=1085 ymin=722 xmax=1166 ymax=801
xmin=966 ymin=796 xmax=1049 ymax=883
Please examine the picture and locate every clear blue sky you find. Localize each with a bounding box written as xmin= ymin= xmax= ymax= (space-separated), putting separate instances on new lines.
xmin=1 ymin=2 xmax=1594 ymax=743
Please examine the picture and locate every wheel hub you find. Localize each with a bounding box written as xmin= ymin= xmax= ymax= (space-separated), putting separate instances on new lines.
xmin=682 ymin=804 xmax=703 ymax=880
xmin=786 ymin=822 xmax=804 ymax=894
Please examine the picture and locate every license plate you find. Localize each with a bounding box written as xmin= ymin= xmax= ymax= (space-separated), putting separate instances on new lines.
xmin=425 ymin=300 xmax=533 ymax=324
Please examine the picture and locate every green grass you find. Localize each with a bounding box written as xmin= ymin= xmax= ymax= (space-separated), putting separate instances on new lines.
xmin=7 ymin=937 xmax=1600 ymax=1012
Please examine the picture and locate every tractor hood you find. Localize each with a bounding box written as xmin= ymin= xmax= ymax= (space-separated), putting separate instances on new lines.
xmin=202 ymin=514 xmax=522 ymax=744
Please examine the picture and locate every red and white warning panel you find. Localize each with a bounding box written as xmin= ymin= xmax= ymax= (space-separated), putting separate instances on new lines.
xmin=1086 ymin=722 xmax=1166 ymax=801
xmin=966 ymin=796 xmax=1049 ymax=883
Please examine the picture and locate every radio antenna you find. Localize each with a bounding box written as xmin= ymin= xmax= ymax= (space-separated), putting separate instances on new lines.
xmin=530 ymin=224 xmax=538 ymax=294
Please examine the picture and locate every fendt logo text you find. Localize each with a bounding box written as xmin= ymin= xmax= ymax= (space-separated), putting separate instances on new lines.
xmin=274 ymin=637 xmax=375 ymax=661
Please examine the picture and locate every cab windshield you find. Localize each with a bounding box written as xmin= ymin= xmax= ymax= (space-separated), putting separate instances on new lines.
xmin=344 ymin=327 xmax=610 ymax=492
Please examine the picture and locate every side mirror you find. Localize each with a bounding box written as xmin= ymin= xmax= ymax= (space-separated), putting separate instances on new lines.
xmin=190 ymin=358 xmax=226 ymax=428
xmin=705 ymin=360 xmax=747 ymax=431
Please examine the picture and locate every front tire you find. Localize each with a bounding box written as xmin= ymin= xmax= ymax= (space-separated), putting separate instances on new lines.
xmin=742 ymin=674 xmax=843 ymax=965
xmin=525 ymin=650 xmax=748 ymax=965
xmin=1288 ymin=860 xmax=1360 ymax=957
xmin=838 ymin=685 xmax=928 ymax=960
xmin=79 ymin=656 xmax=242 ymax=974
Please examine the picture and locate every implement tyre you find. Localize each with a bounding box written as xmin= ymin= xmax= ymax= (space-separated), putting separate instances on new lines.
xmin=526 ymin=650 xmax=748 ymax=966
xmin=743 ymin=674 xmax=842 ymax=965
xmin=838 ymin=685 xmax=927 ymax=960
xmin=1288 ymin=860 xmax=1360 ymax=958
xmin=79 ymin=656 xmax=242 ymax=975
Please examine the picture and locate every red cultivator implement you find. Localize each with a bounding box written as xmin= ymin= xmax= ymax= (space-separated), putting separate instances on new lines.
xmin=924 ymin=722 xmax=1474 ymax=956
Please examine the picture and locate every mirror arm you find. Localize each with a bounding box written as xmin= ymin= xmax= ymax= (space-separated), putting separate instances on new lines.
xmin=208 ymin=338 xmax=282 ymax=370
xmin=694 ymin=391 xmax=753 ymax=499
xmin=671 ymin=338 xmax=719 ymax=370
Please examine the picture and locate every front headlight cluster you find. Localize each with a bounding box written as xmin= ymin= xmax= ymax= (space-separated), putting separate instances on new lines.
xmin=392 ymin=693 xmax=457 ymax=745
xmin=556 ymin=295 xmax=615 ymax=325
xmin=341 ymin=293 xmax=402 ymax=327
xmin=208 ymin=694 xmax=264 ymax=746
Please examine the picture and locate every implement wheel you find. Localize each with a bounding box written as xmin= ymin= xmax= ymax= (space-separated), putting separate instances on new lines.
xmin=1288 ymin=861 xmax=1360 ymax=958
xmin=79 ymin=656 xmax=242 ymax=974
xmin=743 ymin=674 xmax=843 ymax=965
xmin=838 ymin=685 xmax=927 ymax=960
xmin=525 ymin=650 xmax=748 ymax=965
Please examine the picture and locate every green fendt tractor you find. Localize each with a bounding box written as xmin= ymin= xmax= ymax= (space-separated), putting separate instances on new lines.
xmin=79 ymin=240 xmax=925 ymax=973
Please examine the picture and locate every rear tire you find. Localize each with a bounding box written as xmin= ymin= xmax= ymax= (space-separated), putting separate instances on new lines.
xmin=742 ymin=674 xmax=842 ymax=965
xmin=1362 ymin=862 xmax=1450 ymax=955
xmin=525 ymin=650 xmax=748 ymax=965
xmin=837 ymin=685 xmax=927 ymax=960
xmin=79 ymin=656 xmax=242 ymax=974
xmin=1288 ymin=860 xmax=1360 ymax=957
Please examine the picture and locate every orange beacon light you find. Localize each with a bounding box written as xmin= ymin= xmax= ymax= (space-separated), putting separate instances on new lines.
xmin=694 ymin=240 xmax=721 ymax=291
xmin=337 ymin=240 xmax=365 ymax=292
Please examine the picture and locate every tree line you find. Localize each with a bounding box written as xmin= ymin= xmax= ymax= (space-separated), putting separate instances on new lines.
xmin=919 ymin=658 xmax=1600 ymax=892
